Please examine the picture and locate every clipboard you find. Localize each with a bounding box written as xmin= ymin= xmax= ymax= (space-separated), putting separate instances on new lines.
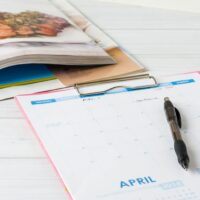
xmin=75 ymin=73 xmax=158 ymax=96
xmin=15 ymin=72 xmax=200 ymax=200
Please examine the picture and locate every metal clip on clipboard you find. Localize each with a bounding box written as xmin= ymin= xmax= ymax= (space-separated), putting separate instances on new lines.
xmin=75 ymin=74 xmax=158 ymax=96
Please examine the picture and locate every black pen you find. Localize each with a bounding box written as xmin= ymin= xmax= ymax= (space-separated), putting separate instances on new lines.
xmin=164 ymin=97 xmax=190 ymax=170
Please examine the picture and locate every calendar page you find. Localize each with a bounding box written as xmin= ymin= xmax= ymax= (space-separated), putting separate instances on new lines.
xmin=16 ymin=72 xmax=200 ymax=200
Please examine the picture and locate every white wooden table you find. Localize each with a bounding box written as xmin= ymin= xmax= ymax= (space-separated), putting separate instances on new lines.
xmin=1 ymin=1 xmax=200 ymax=199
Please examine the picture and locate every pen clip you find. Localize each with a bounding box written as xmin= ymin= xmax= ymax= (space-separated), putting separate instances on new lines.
xmin=175 ymin=107 xmax=182 ymax=128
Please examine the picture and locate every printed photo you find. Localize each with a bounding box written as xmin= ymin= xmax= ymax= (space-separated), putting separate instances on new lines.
xmin=0 ymin=0 xmax=92 ymax=44
xmin=0 ymin=11 xmax=70 ymax=39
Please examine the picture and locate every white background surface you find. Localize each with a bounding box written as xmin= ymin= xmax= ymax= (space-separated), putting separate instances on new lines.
xmin=100 ymin=0 xmax=200 ymax=14
xmin=1 ymin=0 xmax=200 ymax=199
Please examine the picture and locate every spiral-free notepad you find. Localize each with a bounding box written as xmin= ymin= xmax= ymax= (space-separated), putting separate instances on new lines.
xmin=16 ymin=72 xmax=200 ymax=200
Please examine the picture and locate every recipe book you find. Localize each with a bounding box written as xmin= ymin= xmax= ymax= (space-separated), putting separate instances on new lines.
xmin=0 ymin=0 xmax=115 ymax=69
xmin=16 ymin=72 xmax=200 ymax=200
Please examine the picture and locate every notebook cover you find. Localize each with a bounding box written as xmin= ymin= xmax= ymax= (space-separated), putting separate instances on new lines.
xmin=0 ymin=64 xmax=56 ymax=89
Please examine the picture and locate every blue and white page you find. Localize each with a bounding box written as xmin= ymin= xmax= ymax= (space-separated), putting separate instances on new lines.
xmin=16 ymin=72 xmax=200 ymax=200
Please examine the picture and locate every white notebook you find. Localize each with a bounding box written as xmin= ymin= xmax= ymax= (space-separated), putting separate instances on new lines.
xmin=16 ymin=72 xmax=200 ymax=200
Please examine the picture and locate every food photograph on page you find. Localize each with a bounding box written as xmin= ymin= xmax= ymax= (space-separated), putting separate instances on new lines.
xmin=0 ymin=0 xmax=96 ymax=45
xmin=0 ymin=8 xmax=85 ymax=44
xmin=0 ymin=0 xmax=116 ymax=71
xmin=0 ymin=11 xmax=70 ymax=39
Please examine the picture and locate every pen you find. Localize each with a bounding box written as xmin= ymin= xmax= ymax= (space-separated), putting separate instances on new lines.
xmin=164 ymin=97 xmax=190 ymax=170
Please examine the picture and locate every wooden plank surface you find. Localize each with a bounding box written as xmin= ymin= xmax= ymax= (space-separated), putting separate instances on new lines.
xmin=1 ymin=0 xmax=200 ymax=199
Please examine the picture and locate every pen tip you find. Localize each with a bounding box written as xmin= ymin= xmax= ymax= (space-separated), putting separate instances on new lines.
xmin=181 ymin=160 xmax=189 ymax=170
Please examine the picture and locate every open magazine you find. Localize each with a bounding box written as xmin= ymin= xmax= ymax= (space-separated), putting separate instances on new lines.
xmin=0 ymin=0 xmax=116 ymax=69
xmin=0 ymin=0 xmax=144 ymax=100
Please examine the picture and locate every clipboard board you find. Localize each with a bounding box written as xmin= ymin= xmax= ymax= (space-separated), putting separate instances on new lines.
xmin=75 ymin=74 xmax=158 ymax=96
xmin=15 ymin=72 xmax=200 ymax=200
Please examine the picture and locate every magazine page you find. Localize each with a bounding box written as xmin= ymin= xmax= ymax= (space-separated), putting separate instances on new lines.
xmin=52 ymin=0 xmax=118 ymax=50
xmin=0 ymin=0 xmax=116 ymax=69
xmin=0 ymin=0 xmax=92 ymax=44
